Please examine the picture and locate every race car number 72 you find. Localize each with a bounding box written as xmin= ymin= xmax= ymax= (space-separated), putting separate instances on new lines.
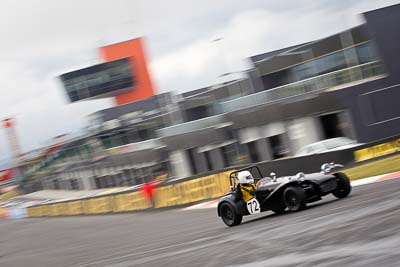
xmin=246 ymin=198 xmax=261 ymax=215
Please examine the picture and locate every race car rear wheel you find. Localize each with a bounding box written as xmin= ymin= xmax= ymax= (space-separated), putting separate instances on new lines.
xmin=332 ymin=172 xmax=352 ymax=198
xmin=283 ymin=186 xmax=306 ymax=212
xmin=220 ymin=202 xmax=242 ymax=227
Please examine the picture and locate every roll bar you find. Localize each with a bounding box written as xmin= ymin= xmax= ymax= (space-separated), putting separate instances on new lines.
xmin=229 ymin=165 xmax=263 ymax=188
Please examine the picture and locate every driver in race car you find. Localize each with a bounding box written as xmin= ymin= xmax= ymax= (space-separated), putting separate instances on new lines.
xmin=236 ymin=171 xmax=257 ymax=202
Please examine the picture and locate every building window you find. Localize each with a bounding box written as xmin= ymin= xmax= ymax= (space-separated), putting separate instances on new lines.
xmin=220 ymin=144 xmax=237 ymax=167
xmin=204 ymin=151 xmax=213 ymax=171
xmin=356 ymin=42 xmax=378 ymax=64
xmin=53 ymin=179 xmax=60 ymax=190
xmin=247 ymin=141 xmax=259 ymax=163
xmin=116 ymin=173 xmax=124 ymax=186
xmin=138 ymin=128 xmax=155 ymax=141
xmin=134 ymin=176 xmax=143 ymax=185
xmin=292 ymin=61 xmax=315 ymax=81
xmin=187 ymin=148 xmax=198 ymax=174
xmin=268 ymin=135 xmax=289 ymax=160
xmin=184 ymin=105 xmax=212 ymax=122
xmin=95 ymin=177 xmax=101 ymax=189
xmin=319 ymin=113 xmax=344 ymax=139
xmin=100 ymin=136 xmax=113 ymax=149
xmin=261 ymin=42 xmax=379 ymax=89
xmin=111 ymin=175 xmax=118 ymax=187
xmin=70 ymin=179 xmax=80 ymax=190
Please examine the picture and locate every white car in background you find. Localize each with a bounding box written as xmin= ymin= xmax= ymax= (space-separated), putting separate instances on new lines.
xmin=295 ymin=137 xmax=362 ymax=156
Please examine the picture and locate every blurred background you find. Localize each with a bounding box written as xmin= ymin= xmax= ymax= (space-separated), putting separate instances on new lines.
xmin=0 ymin=0 xmax=398 ymax=192
xmin=1 ymin=1 xmax=400 ymax=266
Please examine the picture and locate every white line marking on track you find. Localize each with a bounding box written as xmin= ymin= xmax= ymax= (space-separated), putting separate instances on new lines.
xmin=181 ymin=199 xmax=219 ymax=211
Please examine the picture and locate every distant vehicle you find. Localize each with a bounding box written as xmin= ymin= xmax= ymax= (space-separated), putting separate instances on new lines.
xmin=295 ymin=137 xmax=362 ymax=156
xmin=217 ymin=163 xmax=351 ymax=227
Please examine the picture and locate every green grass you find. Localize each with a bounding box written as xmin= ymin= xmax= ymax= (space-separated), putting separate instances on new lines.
xmin=342 ymin=154 xmax=400 ymax=180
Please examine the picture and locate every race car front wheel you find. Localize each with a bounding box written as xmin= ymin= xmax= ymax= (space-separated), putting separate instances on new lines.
xmin=283 ymin=186 xmax=306 ymax=212
xmin=220 ymin=202 xmax=242 ymax=227
xmin=332 ymin=172 xmax=352 ymax=198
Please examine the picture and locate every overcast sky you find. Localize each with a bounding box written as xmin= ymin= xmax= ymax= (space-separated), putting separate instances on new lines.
xmin=0 ymin=0 xmax=398 ymax=165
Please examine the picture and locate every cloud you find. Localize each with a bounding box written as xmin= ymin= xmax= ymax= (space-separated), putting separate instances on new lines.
xmin=150 ymin=6 xmax=356 ymax=93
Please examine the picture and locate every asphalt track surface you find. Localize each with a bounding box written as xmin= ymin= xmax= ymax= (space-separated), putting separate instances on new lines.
xmin=1 ymin=179 xmax=400 ymax=267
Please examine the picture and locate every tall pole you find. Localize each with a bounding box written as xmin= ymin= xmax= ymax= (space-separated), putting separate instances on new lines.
xmin=2 ymin=117 xmax=23 ymax=186
xmin=2 ymin=118 xmax=21 ymax=162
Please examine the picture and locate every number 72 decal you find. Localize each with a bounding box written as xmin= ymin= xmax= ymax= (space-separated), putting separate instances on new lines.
xmin=246 ymin=198 xmax=261 ymax=215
